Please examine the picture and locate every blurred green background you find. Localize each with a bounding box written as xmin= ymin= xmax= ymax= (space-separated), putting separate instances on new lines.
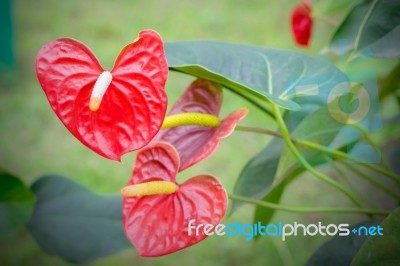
xmin=0 ymin=0 xmax=397 ymax=265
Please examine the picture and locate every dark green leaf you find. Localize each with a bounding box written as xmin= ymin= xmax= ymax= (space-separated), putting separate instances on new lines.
xmin=379 ymin=63 xmax=400 ymax=100
xmin=387 ymin=143 xmax=400 ymax=176
xmin=231 ymin=140 xmax=305 ymax=227
xmin=27 ymin=175 xmax=130 ymax=264
xmin=329 ymin=0 xmax=400 ymax=58
xmin=231 ymin=139 xmax=284 ymax=213
xmin=165 ymin=41 xmax=349 ymax=110
xmin=0 ymin=171 xmax=35 ymax=236
xmin=306 ymin=221 xmax=377 ymax=266
xmin=352 ymin=208 xmax=400 ymax=265
xmin=252 ymin=177 xmax=292 ymax=241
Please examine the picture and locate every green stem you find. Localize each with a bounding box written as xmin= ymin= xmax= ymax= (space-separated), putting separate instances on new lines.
xmin=235 ymin=126 xmax=282 ymax=138
xmin=350 ymin=123 xmax=390 ymax=169
xmin=300 ymin=140 xmax=400 ymax=185
xmin=340 ymin=160 xmax=400 ymax=200
xmin=271 ymin=104 xmax=363 ymax=208
xmin=235 ymin=125 xmax=400 ymax=186
xmin=228 ymin=193 xmax=390 ymax=215
xmin=332 ymin=162 xmax=379 ymax=209
xmin=358 ymin=162 xmax=400 ymax=185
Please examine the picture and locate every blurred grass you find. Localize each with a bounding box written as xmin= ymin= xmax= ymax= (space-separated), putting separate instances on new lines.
xmin=0 ymin=0 xmax=395 ymax=265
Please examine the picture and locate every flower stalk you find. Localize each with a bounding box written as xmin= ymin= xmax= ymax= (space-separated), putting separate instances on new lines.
xmin=228 ymin=193 xmax=390 ymax=215
xmin=235 ymin=125 xmax=400 ymax=186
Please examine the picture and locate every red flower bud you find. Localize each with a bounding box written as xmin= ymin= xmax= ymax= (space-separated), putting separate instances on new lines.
xmin=291 ymin=0 xmax=313 ymax=47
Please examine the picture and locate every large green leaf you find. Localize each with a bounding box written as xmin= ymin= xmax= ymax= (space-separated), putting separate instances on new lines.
xmin=306 ymin=221 xmax=377 ymax=266
xmin=27 ymin=175 xmax=130 ymax=264
xmin=165 ymin=41 xmax=349 ymax=110
xmin=379 ymin=63 xmax=400 ymax=100
xmin=252 ymin=185 xmax=284 ymax=236
xmin=352 ymin=208 xmax=400 ymax=265
xmin=329 ymin=0 xmax=400 ymax=58
xmin=231 ymin=138 xmax=284 ymax=214
xmin=0 ymin=171 xmax=35 ymax=236
xmin=251 ymin=174 xmax=298 ymax=241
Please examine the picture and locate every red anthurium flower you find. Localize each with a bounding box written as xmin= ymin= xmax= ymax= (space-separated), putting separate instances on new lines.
xmin=36 ymin=30 xmax=168 ymax=160
xmin=121 ymin=142 xmax=227 ymax=257
xmin=291 ymin=0 xmax=313 ymax=47
xmin=154 ymin=79 xmax=248 ymax=171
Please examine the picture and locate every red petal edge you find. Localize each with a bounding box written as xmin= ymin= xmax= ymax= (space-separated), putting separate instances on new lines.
xmin=291 ymin=0 xmax=313 ymax=47
xmin=36 ymin=30 xmax=168 ymax=160
xmin=181 ymin=107 xmax=249 ymax=171
xmin=123 ymin=142 xmax=227 ymax=257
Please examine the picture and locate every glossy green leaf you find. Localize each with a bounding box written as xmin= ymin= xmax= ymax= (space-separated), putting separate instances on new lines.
xmin=352 ymin=208 xmax=400 ymax=265
xmin=251 ymin=176 xmax=294 ymax=241
xmin=388 ymin=144 xmax=400 ymax=176
xmin=306 ymin=221 xmax=377 ymax=266
xmin=379 ymin=63 xmax=400 ymax=100
xmin=329 ymin=0 xmax=400 ymax=58
xmin=165 ymin=41 xmax=349 ymax=110
xmin=231 ymin=140 xmax=306 ymax=222
xmin=27 ymin=175 xmax=130 ymax=264
xmin=231 ymin=139 xmax=284 ymax=213
xmin=0 ymin=171 xmax=35 ymax=236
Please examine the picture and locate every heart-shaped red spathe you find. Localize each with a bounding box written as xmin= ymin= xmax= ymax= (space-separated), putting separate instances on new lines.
xmin=154 ymin=79 xmax=248 ymax=171
xmin=122 ymin=142 xmax=227 ymax=257
xmin=291 ymin=0 xmax=313 ymax=47
xmin=36 ymin=30 xmax=168 ymax=160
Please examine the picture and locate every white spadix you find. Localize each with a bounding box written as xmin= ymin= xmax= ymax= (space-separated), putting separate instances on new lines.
xmin=89 ymin=71 xmax=112 ymax=111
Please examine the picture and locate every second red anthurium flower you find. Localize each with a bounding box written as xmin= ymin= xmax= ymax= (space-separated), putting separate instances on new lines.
xmin=121 ymin=141 xmax=227 ymax=257
xmin=36 ymin=30 xmax=168 ymax=160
